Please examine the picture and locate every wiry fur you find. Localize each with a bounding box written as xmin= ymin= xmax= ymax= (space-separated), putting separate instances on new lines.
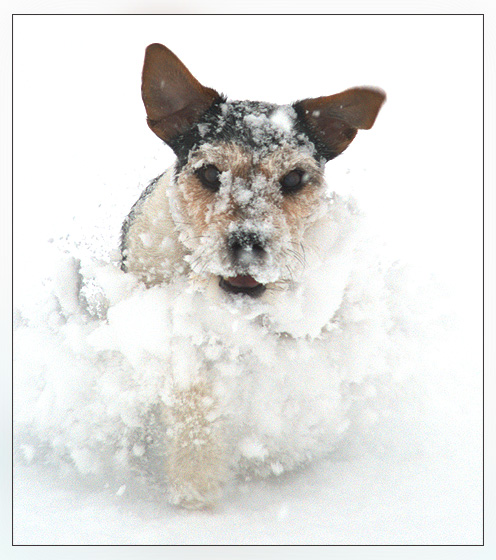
xmin=121 ymin=43 xmax=385 ymax=508
xmin=123 ymin=142 xmax=328 ymax=294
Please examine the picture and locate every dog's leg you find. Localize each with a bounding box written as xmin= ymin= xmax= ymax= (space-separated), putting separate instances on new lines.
xmin=165 ymin=381 xmax=228 ymax=509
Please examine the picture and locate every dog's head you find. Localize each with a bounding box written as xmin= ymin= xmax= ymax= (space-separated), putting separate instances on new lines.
xmin=141 ymin=43 xmax=385 ymax=298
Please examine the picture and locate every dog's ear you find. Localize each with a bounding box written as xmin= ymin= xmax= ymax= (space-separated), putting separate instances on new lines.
xmin=141 ymin=43 xmax=220 ymax=143
xmin=294 ymin=87 xmax=386 ymax=160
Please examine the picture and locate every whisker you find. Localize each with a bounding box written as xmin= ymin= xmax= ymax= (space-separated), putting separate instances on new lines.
xmin=289 ymin=241 xmax=309 ymax=266
xmin=284 ymin=248 xmax=306 ymax=268
xmin=285 ymin=265 xmax=295 ymax=284
xmin=299 ymin=242 xmax=308 ymax=266
xmin=188 ymin=249 xmax=208 ymax=272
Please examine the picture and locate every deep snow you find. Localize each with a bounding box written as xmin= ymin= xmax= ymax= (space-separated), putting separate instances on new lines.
xmin=12 ymin=14 xmax=483 ymax=547
xmin=12 ymin=148 xmax=482 ymax=546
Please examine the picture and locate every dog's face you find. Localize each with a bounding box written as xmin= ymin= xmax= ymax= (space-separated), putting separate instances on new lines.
xmin=171 ymin=102 xmax=328 ymax=297
xmin=141 ymin=44 xmax=385 ymax=297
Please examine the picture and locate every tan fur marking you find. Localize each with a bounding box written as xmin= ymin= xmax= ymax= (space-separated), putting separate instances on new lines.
xmin=123 ymin=169 xmax=187 ymax=286
xmin=124 ymin=142 xmax=330 ymax=292
xmin=165 ymin=382 xmax=228 ymax=509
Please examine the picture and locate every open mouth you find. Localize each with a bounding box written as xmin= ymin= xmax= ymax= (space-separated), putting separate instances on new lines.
xmin=219 ymin=275 xmax=266 ymax=298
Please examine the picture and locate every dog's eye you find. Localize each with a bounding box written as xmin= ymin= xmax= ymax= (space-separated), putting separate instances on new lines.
xmin=196 ymin=164 xmax=221 ymax=192
xmin=280 ymin=169 xmax=305 ymax=194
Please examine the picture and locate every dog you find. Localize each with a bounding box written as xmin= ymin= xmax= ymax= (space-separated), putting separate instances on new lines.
xmin=120 ymin=43 xmax=386 ymax=509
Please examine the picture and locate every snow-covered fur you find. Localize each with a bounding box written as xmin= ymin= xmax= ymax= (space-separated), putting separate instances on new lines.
xmin=15 ymin=44 xmax=407 ymax=511
xmin=116 ymin=43 xmax=389 ymax=508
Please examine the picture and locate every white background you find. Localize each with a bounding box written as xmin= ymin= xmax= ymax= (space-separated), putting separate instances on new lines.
xmin=12 ymin=13 xmax=483 ymax=328
xmin=2 ymin=2 xmax=494 ymax=559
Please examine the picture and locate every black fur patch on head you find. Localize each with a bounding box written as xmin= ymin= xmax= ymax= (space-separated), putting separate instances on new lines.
xmin=167 ymin=96 xmax=227 ymax=168
xmin=292 ymin=102 xmax=339 ymax=162
xmin=167 ymin=97 xmax=331 ymax=172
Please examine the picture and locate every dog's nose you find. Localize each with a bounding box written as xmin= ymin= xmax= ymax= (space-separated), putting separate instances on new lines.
xmin=228 ymin=231 xmax=266 ymax=267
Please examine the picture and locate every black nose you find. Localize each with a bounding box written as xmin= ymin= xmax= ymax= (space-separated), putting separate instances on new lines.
xmin=228 ymin=231 xmax=266 ymax=265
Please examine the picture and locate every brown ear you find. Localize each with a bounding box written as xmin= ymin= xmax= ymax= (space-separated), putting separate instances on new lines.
xmin=295 ymin=87 xmax=386 ymax=160
xmin=141 ymin=43 xmax=220 ymax=143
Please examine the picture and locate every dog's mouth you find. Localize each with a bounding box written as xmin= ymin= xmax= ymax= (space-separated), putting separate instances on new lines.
xmin=219 ymin=275 xmax=266 ymax=298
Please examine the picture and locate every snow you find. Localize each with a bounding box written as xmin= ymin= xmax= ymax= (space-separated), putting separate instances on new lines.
xmin=206 ymin=100 xmax=312 ymax=162
xmin=15 ymin=237 xmax=424 ymax=486
xmin=270 ymin=107 xmax=295 ymax=133
xmin=11 ymin=14 xmax=483 ymax=548
xmin=13 ymin=440 xmax=481 ymax=545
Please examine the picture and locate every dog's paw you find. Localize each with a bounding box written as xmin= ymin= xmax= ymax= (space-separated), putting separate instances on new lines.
xmin=168 ymin=478 xmax=223 ymax=510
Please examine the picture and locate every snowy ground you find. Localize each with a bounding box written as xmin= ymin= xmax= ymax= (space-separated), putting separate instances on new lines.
xmin=13 ymin=433 xmax=481 ymax=545
xmin=11 ymin=14 xmax=483 ymax=547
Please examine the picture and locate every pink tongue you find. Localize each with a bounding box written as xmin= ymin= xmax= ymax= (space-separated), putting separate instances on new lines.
xmin=225 ymin=275 xmax=261 ymax=288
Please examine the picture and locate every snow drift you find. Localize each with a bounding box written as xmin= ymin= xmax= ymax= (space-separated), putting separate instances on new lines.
xmin=13 ymin=192 xmax=426 ymax=474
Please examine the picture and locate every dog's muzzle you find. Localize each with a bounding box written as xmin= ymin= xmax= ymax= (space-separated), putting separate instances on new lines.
xmin=228 ymin=231 xmax=265 ymax=266
xmin=220 ymin=231 xmax=267 ymax=297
